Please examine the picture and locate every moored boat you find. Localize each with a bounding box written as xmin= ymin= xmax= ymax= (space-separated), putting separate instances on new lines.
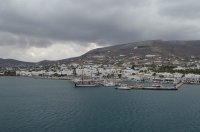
xmin=115 ymin=84 xmax=131 ymax=90
xmin=103 ymin=82 xmax=116 ymax=87
xmin=73 ymin=80 xmax=100 ymax=87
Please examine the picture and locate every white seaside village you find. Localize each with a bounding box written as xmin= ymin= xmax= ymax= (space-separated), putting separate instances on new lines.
xmin=0 ymin=53 xmax=196 ymax=90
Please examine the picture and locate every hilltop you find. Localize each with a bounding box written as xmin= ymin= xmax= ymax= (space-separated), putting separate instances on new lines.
xmin=0 ymin=58 xmax=34 ymax=67
xmin=83 ymin=40 xmax=200 ymax=58
xmin=1 ymin=40 xmax=200 ymax=67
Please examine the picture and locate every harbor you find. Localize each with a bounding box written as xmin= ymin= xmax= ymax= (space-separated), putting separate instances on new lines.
xmin=73 ymin=76 xmax=187 ymax=91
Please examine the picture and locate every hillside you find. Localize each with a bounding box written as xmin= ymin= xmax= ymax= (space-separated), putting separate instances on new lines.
xmin=82 ymin=40 xmax=200 ymax=58
xmin=0 ymin=58 xmax=34 ymax=67
xmin=1 ymin=40 xmax=200 ymax=67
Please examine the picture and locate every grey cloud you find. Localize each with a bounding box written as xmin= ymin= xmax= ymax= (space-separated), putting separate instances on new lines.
xmin=0 ymin=32 xmax=53 ymax=48
xmin=158 ymin=0 xmax=200 ymax=19
xmin=0 ymin=0 xmax=199 ymax=49
xmin=0 ymin=0 xmax=156 ymax=46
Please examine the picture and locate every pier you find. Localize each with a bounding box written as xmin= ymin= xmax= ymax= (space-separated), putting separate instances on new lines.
xmin=132 ymin=86 xmax=178 ymax=90
xmin=174 ymin=82 xmax=184 ymax=89
xmin=114 ymin=82 xmax=185 ymax=91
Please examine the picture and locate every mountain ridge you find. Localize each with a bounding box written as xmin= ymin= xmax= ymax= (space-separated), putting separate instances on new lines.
xmin=1 ymin=40 xmax=200 ymax=67
xmin=0 ymin=58 xmax=34 ymax=67
xmin=82 ymin=40 xmax=200 ymax=58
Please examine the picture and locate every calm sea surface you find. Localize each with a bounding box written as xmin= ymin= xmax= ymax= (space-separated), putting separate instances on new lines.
xmin=1 ymin=77 xmax=200 ymax=132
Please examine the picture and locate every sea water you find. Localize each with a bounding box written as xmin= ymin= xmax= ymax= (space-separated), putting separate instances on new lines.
xmin=0 ymin=77 xmax=200 ymax=132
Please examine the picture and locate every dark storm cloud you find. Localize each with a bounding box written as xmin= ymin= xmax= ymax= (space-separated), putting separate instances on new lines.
xmin=0 ymin=0 xmax=199 ymax=48
xmin=0 ymin=0 xmax=154 ymax=46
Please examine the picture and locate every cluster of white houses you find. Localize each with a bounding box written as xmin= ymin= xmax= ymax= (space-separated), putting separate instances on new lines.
xmin=14 ymin=63 xmax=200 ymax=84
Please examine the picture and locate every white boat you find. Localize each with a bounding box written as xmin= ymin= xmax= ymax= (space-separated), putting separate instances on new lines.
xmin=115 ymin=84 xmax=131 ymax=90
xmin=104 ymin=82 xmax=116 ymax=87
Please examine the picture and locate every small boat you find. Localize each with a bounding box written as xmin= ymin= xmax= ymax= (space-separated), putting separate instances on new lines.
xmin=104 ymin=82 xmax=116 ymax=87
xmin=115 ymin=84 xmax=131 ymax=90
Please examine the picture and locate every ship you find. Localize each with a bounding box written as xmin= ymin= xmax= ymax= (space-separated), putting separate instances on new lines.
xmin=73 ymin=67 xmax=100 ymax=87
xmin=74 ymin=80 xmax=100 ymax=87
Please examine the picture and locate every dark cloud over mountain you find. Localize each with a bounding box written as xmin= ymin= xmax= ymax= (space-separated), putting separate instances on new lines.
xmin=0 ymin=0 xmax=199 ymax=61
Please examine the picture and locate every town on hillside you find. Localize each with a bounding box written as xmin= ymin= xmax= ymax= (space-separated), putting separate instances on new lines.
xmin=1 ymin=53 xmax=200 ymax=90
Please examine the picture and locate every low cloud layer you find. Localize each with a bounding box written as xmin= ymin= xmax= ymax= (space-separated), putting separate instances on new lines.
xmin=0 ymin=0 xmax=199 ymax=61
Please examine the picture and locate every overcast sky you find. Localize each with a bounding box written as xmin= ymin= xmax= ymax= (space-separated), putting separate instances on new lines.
xmin=0 ymin=0 xmax=199 ymax=62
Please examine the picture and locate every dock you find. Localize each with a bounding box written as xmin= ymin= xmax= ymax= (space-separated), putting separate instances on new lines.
xmin=112 ymin=81 xmax=186 ymax=91
xmin=130 ymin=83 xmax=182 ymax=90
xmin=132 ymin=86 xmax=178 ymax=90
xmin=174 ymin=82 xmax=184 ymax=89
